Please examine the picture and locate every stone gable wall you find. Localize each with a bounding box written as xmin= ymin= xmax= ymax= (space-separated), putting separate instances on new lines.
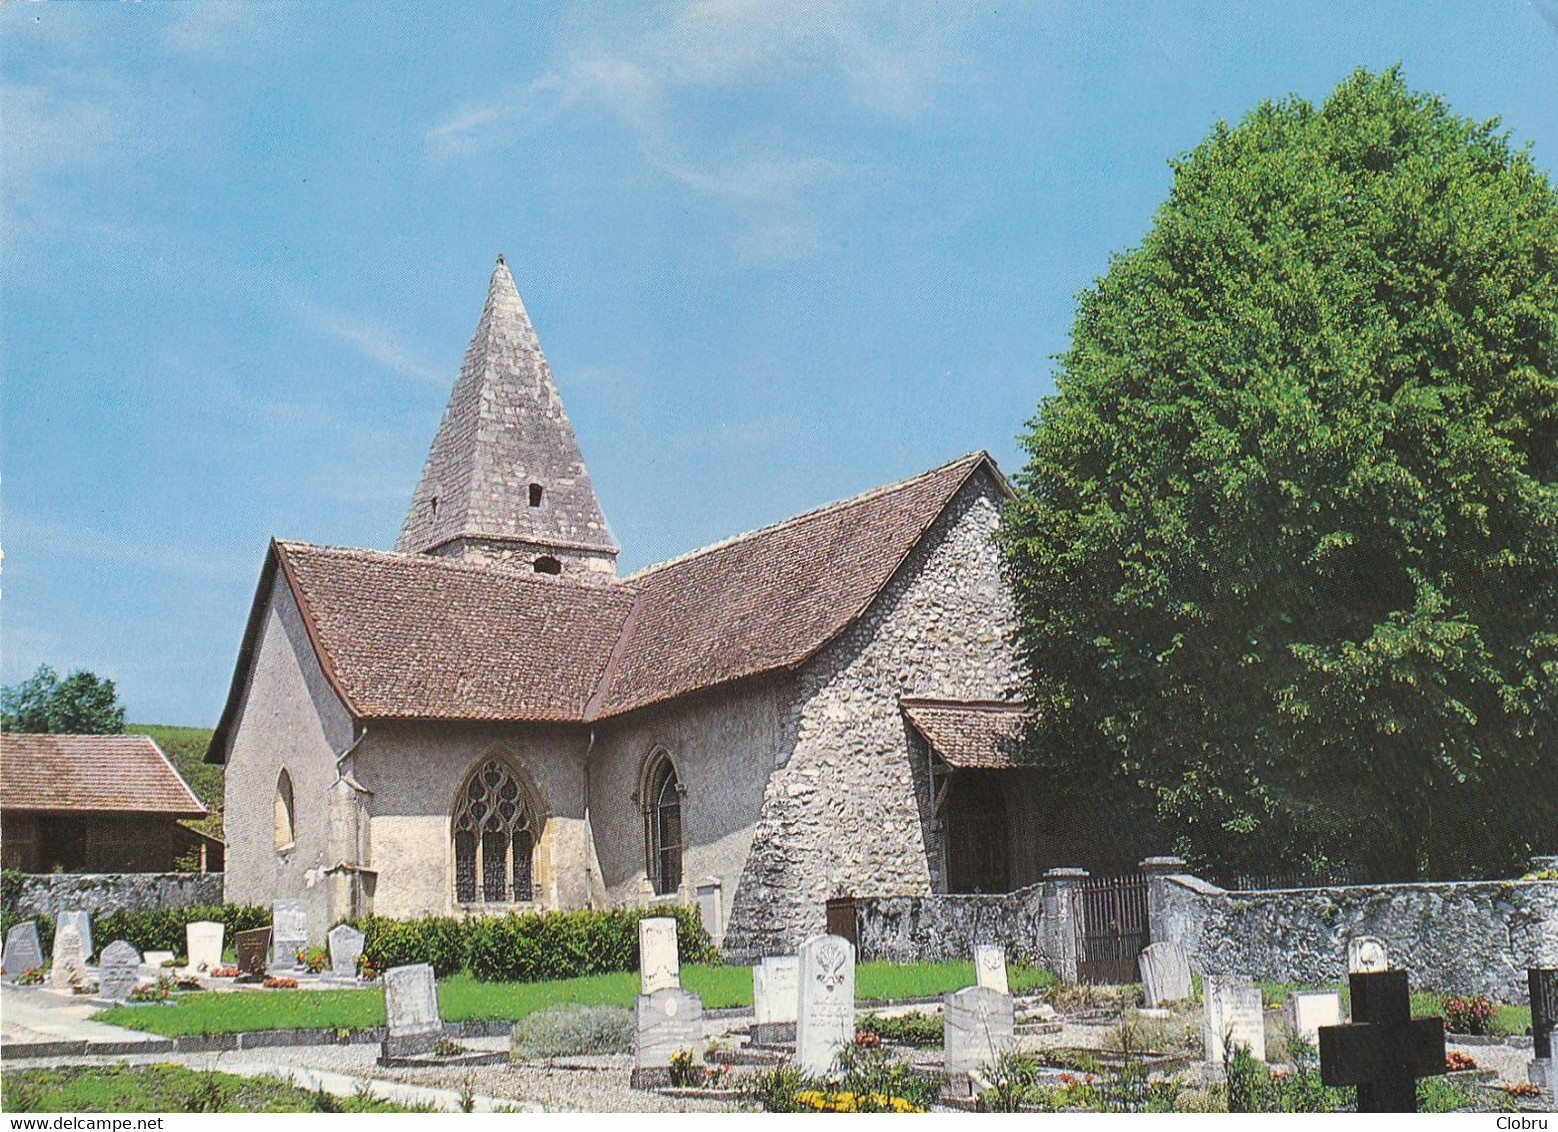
xmin=222 ymin=571 xmax=355 ymax=941
xmin=1151 ymin=870 xmax=1558 ymax=1001
xmin=721 ymin=470 xmax=1023 ymax=960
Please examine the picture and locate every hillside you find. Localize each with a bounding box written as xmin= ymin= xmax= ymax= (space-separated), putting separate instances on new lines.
xmin=126 ymin=723 xmax=222 ymax=841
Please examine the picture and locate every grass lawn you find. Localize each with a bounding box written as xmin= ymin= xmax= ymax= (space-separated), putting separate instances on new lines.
xmin=1 ymin=1065 xmax=428 ymax=1113
xmin=95 ymin=960 xmax=1056 ymax=1036
xmin=1252 ymin=979 xmax=1532 ymax=1036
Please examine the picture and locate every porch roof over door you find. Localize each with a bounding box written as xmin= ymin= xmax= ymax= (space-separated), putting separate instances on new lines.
xmin=898 ymin=698 xmax=1028 ymax=770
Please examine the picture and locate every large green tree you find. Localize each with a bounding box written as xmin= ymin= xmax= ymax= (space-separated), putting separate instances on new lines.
xmin=1001 ymin=69 xmax=1558 ymax=880
xmin=1 ymin=664 xmax=126 ymax=735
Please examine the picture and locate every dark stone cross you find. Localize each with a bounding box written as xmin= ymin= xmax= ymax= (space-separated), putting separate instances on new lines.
xmin=1318 ymin=970 xmax=1446 ymax=1113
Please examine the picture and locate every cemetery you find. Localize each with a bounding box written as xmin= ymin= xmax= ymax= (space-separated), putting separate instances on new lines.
xmin=1 ymin=893 xmax=1554 ymax=1113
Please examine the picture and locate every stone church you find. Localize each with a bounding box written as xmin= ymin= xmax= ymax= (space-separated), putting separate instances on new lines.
xmin=208 ymin=258 xmax=1052 ymax=957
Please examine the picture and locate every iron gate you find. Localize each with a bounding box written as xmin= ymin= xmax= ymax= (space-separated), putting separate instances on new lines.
xmin=1071 ymin=873 xmax=1150 ymax=984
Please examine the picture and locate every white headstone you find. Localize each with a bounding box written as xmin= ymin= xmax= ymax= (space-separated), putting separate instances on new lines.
xmin=49 ymin=924 xmax=88 ymax=990
xmin=186 ymin=921 xmax=224 ymax=972
xmin=796 ymin=933 xmax=856 ymax=1077
xmin=1347 ymin=936 xmax=1389 ymax=974
xmin=638 ymin=917 xmax=680 ymax=995
xmin=974 ymin=944 xmax=1009 ymax=995
xmin=1140 ymin=941 xmax=1194 ymax=1006
xmin=753 ymin=955 xmax=800 ymax=1025
xmin=57 ymin=911 xmax=92 ymax=961
xmin=634 ymin=987 xmax=704 ymax=1076
xmin=2 ymin=921 xmax=43 ymax=976
xmin=328 ymin=924 xmax=365 ymax=978
xmin=98 ymin=940 xmax=142 ymax=1001
xmin=271 ymin=899 xmax=308 ymax=970
xmin=143 ymin=951 xmax=175 ymax=969
xmin=1203 ymin=974 xmax=1266 ymax=1066
xmin=944 ymin=984 xmax=1016 ymax=1096
xmin=382 ymin=963 xmax=442 ymax=1057
xmin=1284 ymin=990 xmax=1343 ymax=1044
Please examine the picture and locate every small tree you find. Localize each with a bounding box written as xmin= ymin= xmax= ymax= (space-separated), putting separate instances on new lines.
xmin=1 ymin=664 xmax=126 ymax=735
xmin=1001 ymin=69 xmax=1558 ymax=879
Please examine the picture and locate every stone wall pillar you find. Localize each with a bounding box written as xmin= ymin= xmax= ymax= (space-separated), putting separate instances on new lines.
xmin=1040 ymin=867 xmax=1088 ymax=983
xmin=1141 ymin=855 xmax=1189 ymax=946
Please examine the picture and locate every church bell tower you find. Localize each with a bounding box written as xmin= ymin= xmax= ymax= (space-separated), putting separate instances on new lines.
xmin=396 ymin=257 xmax=618 ymax=582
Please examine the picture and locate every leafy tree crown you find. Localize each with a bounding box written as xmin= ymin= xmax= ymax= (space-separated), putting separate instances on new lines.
xmin=1 ymin=664 xmax=127 ymax=736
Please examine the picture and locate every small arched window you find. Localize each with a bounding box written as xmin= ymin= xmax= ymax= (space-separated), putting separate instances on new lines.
xmin=645 ymin=755 xmax=683 ymax=896
xmin=533 ymin=556 xmax=562 ymax=575
xmin=452 ymin=759 xmax=535 ymax=904
xmin=528 ymin=483 xmax=543 ymax=507
xmin=274 ymin=770 xmax=295 ymax=852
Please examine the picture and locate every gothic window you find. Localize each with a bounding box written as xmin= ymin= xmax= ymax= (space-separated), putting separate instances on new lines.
xmin=452 ymin=759 xmax=536 ymax=904
xmin=644 ymin=754 xmax=683 ymax=896
xmin=533 ymin=556 xmax=562 ymax=575
xmin=274 ymin=770 xmax=295 ymax=852
xmin=528 ymin=483 xmax=543 ymax=507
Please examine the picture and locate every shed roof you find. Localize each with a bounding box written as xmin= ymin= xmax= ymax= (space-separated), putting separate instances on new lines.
xmin=1 ymin=733 xmax=208 ymax=816
xmin=899 ymin=698 xmax=1028 ymax=770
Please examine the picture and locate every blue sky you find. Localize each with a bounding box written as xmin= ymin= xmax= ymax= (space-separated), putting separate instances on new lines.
xmin=4 ymin=2 xmax=1556 ymax=726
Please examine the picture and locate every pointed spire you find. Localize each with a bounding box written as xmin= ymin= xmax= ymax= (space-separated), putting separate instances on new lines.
xmin=396 ymin=259 xmax=618 ymax=580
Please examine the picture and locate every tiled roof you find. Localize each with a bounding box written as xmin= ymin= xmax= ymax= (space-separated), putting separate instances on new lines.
xmin=1 ymin=733 xmax=207 ymax=816
xmin=598 ymin=453 xmax=992 ymax=716
xmin=899 ymin=698 xmax=1028 ymax=770
xmin=211 ymin=452 xmax=1003 ymax=757
xmin=275 ymin=541 xmax=637 ymax=722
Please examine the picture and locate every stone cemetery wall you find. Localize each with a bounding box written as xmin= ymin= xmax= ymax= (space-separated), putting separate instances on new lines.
xmin=9 ymin=872 xmax=223 ymax=919
xmin=1152 ymin=866 xmax=1558 ymax=1001
xmin=853 ymin=882 xmax=1046 ymax=964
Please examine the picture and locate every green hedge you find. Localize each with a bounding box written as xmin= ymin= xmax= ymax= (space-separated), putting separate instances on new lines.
xmin=359 ymin=905 xmax=716 ymax=983
xmin=0 ymin=904 xmax=268 ymax=963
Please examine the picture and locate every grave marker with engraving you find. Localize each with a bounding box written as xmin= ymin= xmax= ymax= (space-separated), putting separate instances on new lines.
xmin=381 ymin=963 xmax=443 ymax=1059
xmin=1529 ymin=967 xmax=1556 ymax=1097
xmin=328 ymin=924 xmax=365 ymax=979
xmin=235 ymin=927 xmax=272 ymax=976
xmin=50 ymin=924 xmax=88 ymax=990
xmin=98 ymin=940 xmax=142 ymax=1001
xmin=752 ymin=955 xmax=799 ymax=1045
xmin=1347 ymin=936 xmax=1389 ymax=974
xmin=631 ymin=987 xmax=705 ymax=1088
xmin=974 ymin=944 xmax=1009 ymax=995
xmin=186 ymin=921 xmax=224 ymax=971
xmin=943 ymin=984 xmax=1015 ymax=1099
xmin=1203 ymin=974 xmax=1266 ymax=1067
xmin=57 ymin=911 xmax=92 ymax=962
xmin=1285 ymin=990 xmax=1343 ymax=1044
xmin=796 ymin=934 xmax=855 ymax=1077
xmin=271 ymin=899 xmax=308 ymax=970
xmin=1139 ymin=941 xmax=1193 ymax=1007
xmin=2 ymin=921 xmax=43 ymax=976
xmin=638 ymin=917 xmax=680 ymax=995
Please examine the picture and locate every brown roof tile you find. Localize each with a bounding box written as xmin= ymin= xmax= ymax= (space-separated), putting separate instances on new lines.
xmin=276 ymin=541 xmax=638 ymax=722
xmin=1 ymin=733 xmax=207 ymax=815
xmin=899 ymin=698 xmax=1028 ymax=770
xmin=597 ymin=453 xmax=993 ymax=716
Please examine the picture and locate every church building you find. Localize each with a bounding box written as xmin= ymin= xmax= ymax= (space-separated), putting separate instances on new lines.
xmin=208 ymin=258 xmax=1050 ymax=957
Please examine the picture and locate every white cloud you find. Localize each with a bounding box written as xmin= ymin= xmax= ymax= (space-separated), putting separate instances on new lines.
xmin=297 ymin=303 xmax=444 ymax=384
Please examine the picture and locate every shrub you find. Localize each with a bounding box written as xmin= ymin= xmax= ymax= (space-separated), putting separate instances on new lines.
xmin=509 ymin=1004 xmax=634 ymax=1059
xmin=747 ymin=1045 xmax=937 ymax=1113
xmin=91 ymin=905 xmax=269 ymax=958
xmin=856 ymin=1012 xmax=942 ymax=1047
xmin=360 ymin=904 xmax=713 ymax=983
xmin=1226 ymin=1040 xmax=1350 ymax=1113
xmin=1441 ymin=995 xmax=1496 ymax=1035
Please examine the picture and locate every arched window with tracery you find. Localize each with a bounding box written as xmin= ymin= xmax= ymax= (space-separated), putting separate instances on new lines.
xmin=452 ymin=759 xmax=536 ymax=904
xmin=643 ymin=753 xmax=683 ymax=896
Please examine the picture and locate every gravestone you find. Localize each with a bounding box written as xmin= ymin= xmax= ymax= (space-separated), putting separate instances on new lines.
xmin=235 ymin=927 xmax=271 ymax=976
xmin=50 ymin=924 xmax=88 ymax=990
xmin=1319 ymin=970 xmax=1445 ymax=1113
xmin=186 ymin=921 xmax=224 ymax=971
xmin=631 ymin=987 xmax=704 ymax=1089
xmin=271 ymin=899 xmax=308 ymax=970
xmin=381 ymin=963 xmax=443 ymax=1060
xmin=638 ymin=917 xmax=680 ymax=995
xmin=328 ymin=924 xmax=365 ymax=979
xmin=1202 ymin=974 xmax=1266 ymax=1067
xmin=974 ymin=944 xmax=1009 ymax=995
xmin=98 ymin=941 xmax=142 ymax=1001
xmin=1285 ymin=990 xmax=1343 ymax=1044
xmin=58 ymin=911 xmax=93 ymax=961
xmin=751 ymin=955 xmax=799 ymax=1046
xmin=1347 ymin=936 xmax=1389 ymax=974
xmin=143 ymin=951 xmax=175 ymax=969
xmin=1529 ymin=967 xmax=1557 ymax=1096
xmin=943 ymin=984 xmax=1016 ymax=1099
xmin=796 ymin=934 xmax=856 ymax=1077
xmin=1139 ymin=941 xmax=1193 ymax=1007
xmin=2 ymin=921 xmax=43 ymax=976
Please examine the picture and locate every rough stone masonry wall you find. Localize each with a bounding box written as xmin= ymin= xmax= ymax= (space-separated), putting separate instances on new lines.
xmin=1153 ymin=871 xmax=1558 ymax=1001
xmin=721 ymin=471 xmax=1023 ymax=960
xmin=854 ymin=882 xmax=1048 ymax=965
xmin=10 ymin=872 xmax=224 ymax=919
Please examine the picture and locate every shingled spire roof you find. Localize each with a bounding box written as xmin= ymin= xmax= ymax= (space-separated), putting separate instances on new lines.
xmin=396 ymin=257 xmax=617 ymax=573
